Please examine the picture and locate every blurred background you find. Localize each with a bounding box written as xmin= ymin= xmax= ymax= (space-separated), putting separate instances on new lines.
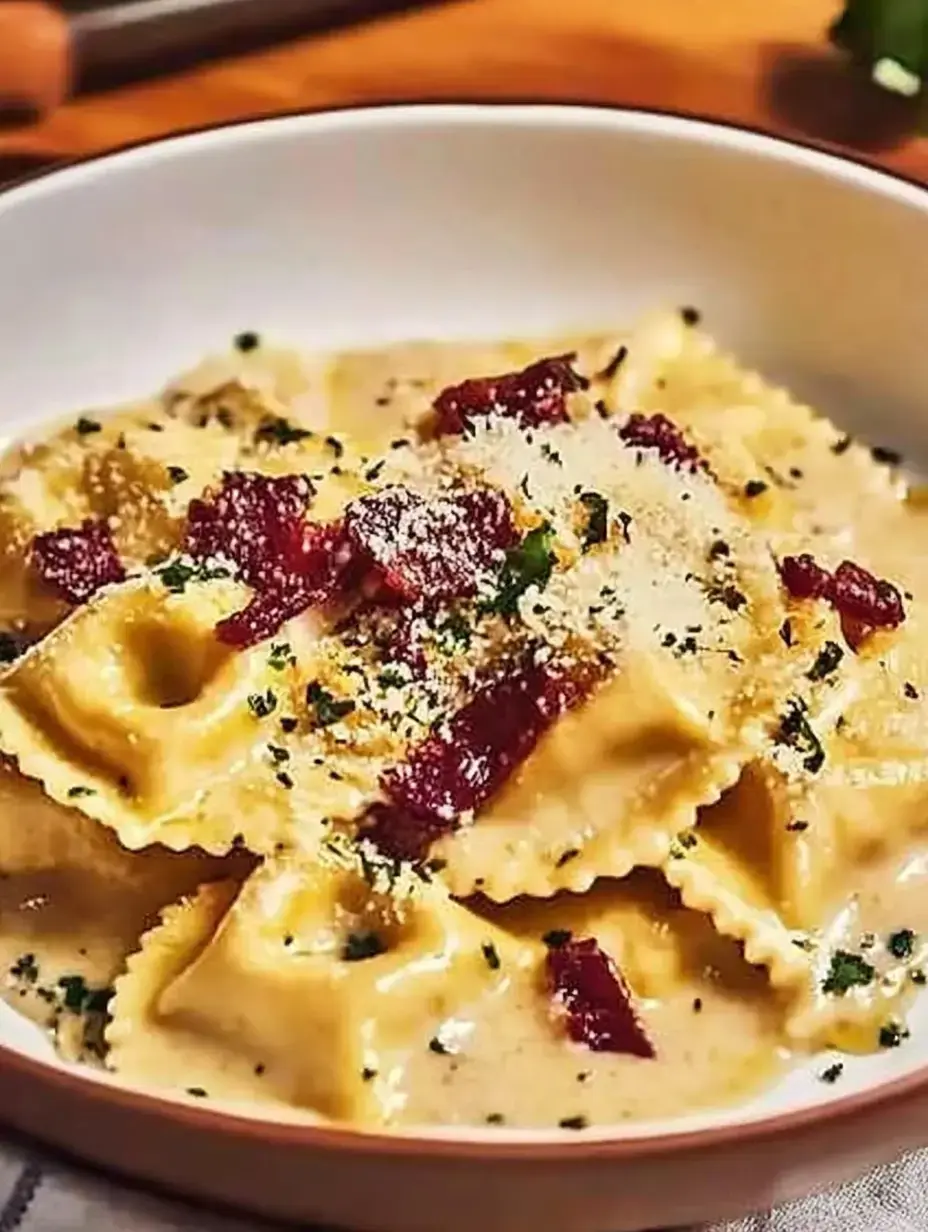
xmin=0 ymin=0 xmax=925 ymax=185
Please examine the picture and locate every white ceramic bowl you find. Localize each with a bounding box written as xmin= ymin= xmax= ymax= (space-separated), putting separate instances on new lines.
xmin=2 ymin=104 xmax=928 ymax=1232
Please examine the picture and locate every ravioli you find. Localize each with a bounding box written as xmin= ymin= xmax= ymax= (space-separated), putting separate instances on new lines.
xmin=0 ymin=317 xmax=925 ymax=1130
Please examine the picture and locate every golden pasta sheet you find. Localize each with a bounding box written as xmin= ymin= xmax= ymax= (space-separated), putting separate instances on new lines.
xmin=601 ymin=310 xmax=903 ymax=556
xmin=327 ymin=333 xmax=617 ymax=448
xmin=106 ymin=853 xmax=531 ymax=1119
xmin=107 ymin=857 xmax=783 ymax=1125
xmin=0 ymin=756 xmax=251 ymax=1060
xmin=425 ymin=415 xmax=795 ymax=900
xmin=664 ymin=592 xmax=928 ymax=1046
xmin=0 ymin=571 xmax=409 ymax=854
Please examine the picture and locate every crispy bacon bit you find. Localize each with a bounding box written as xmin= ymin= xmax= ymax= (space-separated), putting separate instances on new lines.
xmin=185 ymin=473 xmax=352 ymax=647
xmin=215 ymin=522 xmax=349 ymax=647
xmin=617 ymin=413 xmax=710 ymax=474
xmin=185 ymin=472 xmax=315 ymax=585
xmin=363 ymin=656 xmax=598 ymax=861
xmin=779 ymin=554 xmax=905 ymax=650
xmin=830 ymin=559 xmax=906 ymax=638
xmin=345 ymin=485 xmax=516 ymax=603
xmin=546 ymin=935 xmax=655 ymax=1057
xmin=779 ymin=554 xmax=832 ymax=601
xmin=433 ymin=355 xmax=587 ymax=436
xmin=31 ymin=519 xmax=125 ymax=605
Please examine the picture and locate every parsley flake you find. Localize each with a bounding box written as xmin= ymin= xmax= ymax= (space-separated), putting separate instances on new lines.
xmin=481 ymin=941 xmax=501 ymax=971
xmin=579 ymin=492 xmax=609 ymax=550
xmin=807 ymin=641 xmax=844 ymax=683
xmin=75 ymin=417 xmax=101 ymax=436
xmin=342 ymin=931 xmax=387 ymax=962
xmin=491 ymin=522 xmax=557 ymax=616
xmin=822 ymin=950 xmax=875 ymax=995
xmin=254 ymin=416 xmax=312 ymax=447
xmin=248 ymin=689 xmax=278 ymax=719
xmin=306 ymin=681 xmax=356 ymax=727
xmin=888 ymin=928 xmax=917 ymax=960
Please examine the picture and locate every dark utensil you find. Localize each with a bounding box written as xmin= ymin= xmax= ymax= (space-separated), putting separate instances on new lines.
xmin=0 ymin=0 xmax=446 ymax=115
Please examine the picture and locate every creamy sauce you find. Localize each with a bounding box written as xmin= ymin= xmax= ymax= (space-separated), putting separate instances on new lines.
xmin=3 ymin=321 xmax=928 ymax=1129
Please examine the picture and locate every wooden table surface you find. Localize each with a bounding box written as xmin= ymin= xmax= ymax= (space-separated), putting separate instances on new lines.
xmin=2 ymin=0 xmax=928 ymax=183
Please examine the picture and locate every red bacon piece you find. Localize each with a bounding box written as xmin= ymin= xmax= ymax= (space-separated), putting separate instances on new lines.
xmin=617 ymin=413 xmax=710 ymax=474
xmin=433 ymin=356 xmax=587 ymax=436
xmin=546 ymin=934 xmax=655 ymax=1057
xmin=31 ymin=519 xmax=125 ymax=605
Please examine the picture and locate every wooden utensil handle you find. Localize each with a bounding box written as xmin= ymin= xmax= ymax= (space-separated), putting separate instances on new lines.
xmin=0 ymin=2 xmax=72 ymax=115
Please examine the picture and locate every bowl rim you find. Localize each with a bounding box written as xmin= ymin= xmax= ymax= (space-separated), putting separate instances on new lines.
xmin=1 ymin=98 xmax=927 ymax=1163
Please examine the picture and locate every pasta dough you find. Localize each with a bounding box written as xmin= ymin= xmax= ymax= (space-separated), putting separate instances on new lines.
xmin=0 ymin=316 xmax=925 ymax=1130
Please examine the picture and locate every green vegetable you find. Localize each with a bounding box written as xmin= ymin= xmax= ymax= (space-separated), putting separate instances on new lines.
xmin=491 ymin=522 xmax=557 ymax=616
xmin=822 ymin=949 xmax=875 ymax=995
xmin=831 ymin=0 xmax=928 ymax=96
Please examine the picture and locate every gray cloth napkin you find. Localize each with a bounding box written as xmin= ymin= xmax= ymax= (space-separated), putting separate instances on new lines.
xmin=1 ymin=1132 xmax=925 ymax=1231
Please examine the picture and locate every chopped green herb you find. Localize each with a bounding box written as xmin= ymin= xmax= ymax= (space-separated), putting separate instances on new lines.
xmin=706 ymin=583 xmax=747 ymax=612
xmin=558 ymin=1115 xmax=589 ymax=1131
xmin=306 ymin=681 xmax=356 ymax=727
xmin=429 ymin=1036 xmax=451 ymax=1055
xmin=905 ymin=681 xmax=920 ymax=700
xmin=378 ymin=668 xmax=406 ymax=689
xmin=820 ymin=1062 xmax=844 ymax=1084
xmin=365 ymin=460 xmax=386 ymax=483
xmin=437 ymin=610 xmax=472 ymax=653
xmin=481 ymin=942 xmax=501 ymax=971
xmin=491 ymin=522 xmax=557 ymax=617
xmin=779 ymin=619 xmax=794 ymax=647
xmin=75 ymin=416 xmax=101 ymax=436
xmin=556 ymin=848 xmax=580 ymax=868
xmin=67 ymin=785 xmax=96 ymax=799
xmin=541 ymin=443 xmax=563 ymax=466
xmin=325 ymin=435 xmax=345 ymax=458
xmin=579 ymin=492 xmax=609 ymax=550
xmin=879 ymin=1020 xmax=909 ymax=1049
xmin=888 ymin=928 xmax=917 ymax=960
xmin=542 ymin=929 xmax=573 ymax=950
xmin=276 ymin=771 xmax=294 ymax=790
xmin=268 ymin=641 xmax=296 ymax=671
xmin=342 ymin=931 xmax=387 ymax=962
xmin=362 ymin=1067 xmax=377 ymax=1082
xmin=912 ymin=969 xmax=927 ymax=985
xmin=485 ymin=1112 xmax=505 ymax=1125
xmin=775 ymin=698 xmax=826 ymax=774
xmin=186 ymin=1086 xmax=209 ymax=1098
xmin=57 ymin=975 xmax=113 ymax=1015
xmin=248 ymin=689 xmax=278 ymax=719
xmin=234 ymin=331 xmax=260 ymax=352
xmin=9 ymin=953 xmax=38 ymax=983
xmin=822 ymin=949 xmax=875 ymax=995
xmin=743 ymin=479 xmax=768 ymax=498
xmin=280 ymin=716 xmax=298 ymax=734
xmin=807 ymin=641 xmax=844 ymax=683
xmin=786 ymin=819 xmax=809 ymax=832
xmin=156 ymin=558 xmax=229 ymax=594
xmin=254 ymin=415 xmax=313 ymax=447
xmin=267 ymin=744 xmax=290 ymax=765
xmin=167 ymin=465 xmax=189 ymax=485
